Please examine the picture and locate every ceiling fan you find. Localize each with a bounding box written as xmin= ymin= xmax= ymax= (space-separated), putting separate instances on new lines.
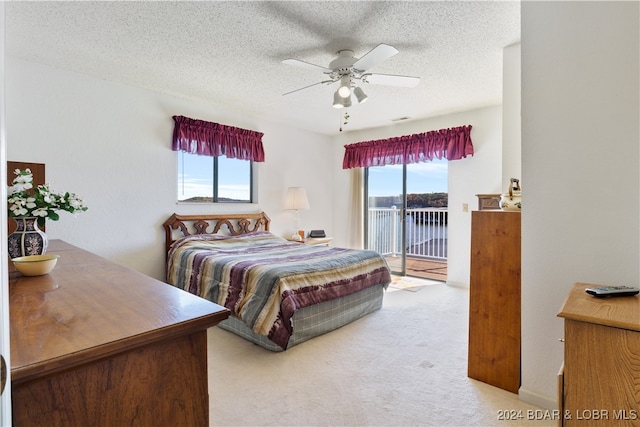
xmin=282 ymin=43 xmax=420 ymax=108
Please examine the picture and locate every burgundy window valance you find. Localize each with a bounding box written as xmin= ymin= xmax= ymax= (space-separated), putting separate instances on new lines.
xmin=342 ymin=125 xmax=473 ymax=169
xmin=172 ymin=115 xmax=265 ymax=162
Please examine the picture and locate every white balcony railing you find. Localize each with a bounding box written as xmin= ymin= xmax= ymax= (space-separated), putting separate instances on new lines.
xmin=367 ymin=207 xmax=448 ymax=261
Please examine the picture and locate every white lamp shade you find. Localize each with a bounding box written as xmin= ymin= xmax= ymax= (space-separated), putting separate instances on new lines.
xmin=338 ymin=75 xmax=351 ymax=98
xmin=285 ymin=187 xmax=310 ymax=210
xmin=354 ymin=86 xmax=368 ymax=104
xmin=333 ymin=90 xmax=345 ymax=109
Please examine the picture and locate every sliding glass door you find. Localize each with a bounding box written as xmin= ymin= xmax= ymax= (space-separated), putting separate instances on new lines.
xmin=365 ymin=159 xmax=448 ymax=278
xmin=365 ymin=165 xmax=406 ymax=275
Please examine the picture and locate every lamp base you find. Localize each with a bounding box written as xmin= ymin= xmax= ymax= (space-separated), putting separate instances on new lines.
xmin=290 ymin=232 xmax=302 ymax=241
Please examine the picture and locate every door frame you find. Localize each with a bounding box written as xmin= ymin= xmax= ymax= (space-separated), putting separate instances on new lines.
xmin=0 ymin=2 xmax=13 ymax=424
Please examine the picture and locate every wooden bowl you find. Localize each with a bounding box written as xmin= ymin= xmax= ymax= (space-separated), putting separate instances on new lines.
xmin=12 ymin=254 xmax=59 ymax=276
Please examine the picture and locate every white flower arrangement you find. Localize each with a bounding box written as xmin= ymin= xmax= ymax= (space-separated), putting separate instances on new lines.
xmin=8 ymin=169 xmax=88 ymax=226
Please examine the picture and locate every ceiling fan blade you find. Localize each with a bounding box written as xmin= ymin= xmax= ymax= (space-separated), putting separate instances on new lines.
xmin=361 ymin=73 xmax=420 ymax=88
xmin=352 ymin=44 xmax=399 ymax=72
xmin=282 ymin=59 xmax=332 ymax=74
xmin=283 ymin=80 xmax=333 ymax=96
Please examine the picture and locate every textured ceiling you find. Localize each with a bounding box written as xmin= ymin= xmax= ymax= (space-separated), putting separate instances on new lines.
xmin=5 ymin=1 xmax=520 ymax=136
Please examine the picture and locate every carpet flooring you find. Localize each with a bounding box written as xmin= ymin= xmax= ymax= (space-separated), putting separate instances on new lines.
xmin=388 ymin=275 xmax=439 ymax=292
xmin=207 ymin=278 xmax=555 ymax=427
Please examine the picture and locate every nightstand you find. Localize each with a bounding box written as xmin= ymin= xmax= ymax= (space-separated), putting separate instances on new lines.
xmin=303 ymin=237 xmax=333 ymax=246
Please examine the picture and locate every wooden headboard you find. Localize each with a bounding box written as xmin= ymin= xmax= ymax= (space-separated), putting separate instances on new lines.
xmin=162 ymin=212 xmax=271 ymax=254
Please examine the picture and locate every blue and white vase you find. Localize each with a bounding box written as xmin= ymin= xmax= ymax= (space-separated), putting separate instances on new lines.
xmin=8 ymin=217 xmax=48 ymax=259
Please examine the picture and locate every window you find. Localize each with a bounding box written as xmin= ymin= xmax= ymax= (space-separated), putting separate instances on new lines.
xmin=178 ymin=152 xmax=252 ymax=203
xmin=172 ymin=115 xmax=263 ymax=203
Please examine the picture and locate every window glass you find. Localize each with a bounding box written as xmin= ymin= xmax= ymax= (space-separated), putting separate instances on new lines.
xmin=218 ymin=156 xmax=251 ymax=203
xmin=178 ymin=152 xmax=252 ymax=203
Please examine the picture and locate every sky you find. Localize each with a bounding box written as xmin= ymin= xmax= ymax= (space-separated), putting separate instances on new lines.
xmin=367 ymin=158 xmax=448 ymax=197
xmin=178 ymin=152 xmax=448 ymax=201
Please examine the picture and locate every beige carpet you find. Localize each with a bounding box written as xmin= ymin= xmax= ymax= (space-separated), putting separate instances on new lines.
xmin=388 ymin=275 xmax=439 ymax=292
xmin=207 ymin=279 xmax=555 ymax=427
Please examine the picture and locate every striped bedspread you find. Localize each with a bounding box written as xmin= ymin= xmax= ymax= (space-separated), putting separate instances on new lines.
xmin=167 ymin=231 xmax=391 ymax=349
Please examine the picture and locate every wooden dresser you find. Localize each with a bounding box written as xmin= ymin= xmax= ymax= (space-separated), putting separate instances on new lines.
xmin=557 ymin=283 xmax=640 ymax=426
xmin=468 ymin=210 xmax=521 ymax=393
xmin=10 ymin=240 xmax=229 ymax=426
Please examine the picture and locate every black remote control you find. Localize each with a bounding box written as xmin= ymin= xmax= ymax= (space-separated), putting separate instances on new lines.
xmin=585 ymin=286 xmax=640 ymax=298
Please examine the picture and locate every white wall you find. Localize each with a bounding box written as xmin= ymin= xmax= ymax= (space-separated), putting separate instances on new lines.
xmin=520 ymin=1 xmax=639 ymax=408
xmin=332 ymin=105 xmax=503 ymax=288
xmin=503 ymin=43 xmax=521 ymax=188
xmin=6 ymin=57 xmax=334 ymax=281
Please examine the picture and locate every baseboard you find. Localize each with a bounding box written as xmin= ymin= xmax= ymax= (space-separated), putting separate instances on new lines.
xmin=445 ymin=280 xmax=469 ymax=289
xmin=519 ymin=387 xmax=557 ymax=410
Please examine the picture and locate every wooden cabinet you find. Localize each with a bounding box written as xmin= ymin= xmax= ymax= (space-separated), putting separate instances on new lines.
xmin=468 ymin=210 xmax=521 ymax=393
xmin=10 ymin=240 xmax=229 ymax=426
xmin=557 ymin=283 xmax=640 ymax=426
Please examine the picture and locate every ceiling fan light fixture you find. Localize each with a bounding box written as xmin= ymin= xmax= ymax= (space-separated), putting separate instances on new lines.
xmin=332 ymin=90 xmax=351 ymax=108
xmin=354 ymin=86 xmax=368 ymax=104
xmin=338 ymin=76 xmax=351 ymax=98
xmin=332 ymin=90 xmax=345 ymax=108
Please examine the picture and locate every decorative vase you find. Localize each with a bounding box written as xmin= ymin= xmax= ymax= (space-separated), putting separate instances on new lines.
xmin=499 ymin=178 xmax=522 ymax=211
xmin=8 ymin=217 xmax=48 ymax=259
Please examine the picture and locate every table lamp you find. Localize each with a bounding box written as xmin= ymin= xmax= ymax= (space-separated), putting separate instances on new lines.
xmin=285 ymin=187 xmax=310 ymax=241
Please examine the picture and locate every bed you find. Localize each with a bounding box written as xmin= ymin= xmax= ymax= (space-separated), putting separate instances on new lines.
xmin=163 ymin=212 xmax=391 ymax=351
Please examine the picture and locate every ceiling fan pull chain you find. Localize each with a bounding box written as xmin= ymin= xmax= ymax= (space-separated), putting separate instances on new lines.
xmin=339 ymin=110 xmax=350 ymax=132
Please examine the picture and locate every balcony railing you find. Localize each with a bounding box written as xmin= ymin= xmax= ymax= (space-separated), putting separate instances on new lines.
xmin=367 ymin=207 xmax=448 ymax=261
